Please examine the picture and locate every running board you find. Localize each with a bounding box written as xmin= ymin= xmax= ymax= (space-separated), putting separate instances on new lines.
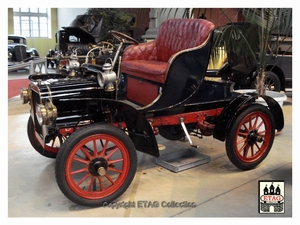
xmin=180 ymin=117 xmax=199 ymax=148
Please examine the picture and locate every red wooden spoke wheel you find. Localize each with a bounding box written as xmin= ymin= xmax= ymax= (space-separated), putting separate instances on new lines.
xmin=27 ymin=116 xmax=66 ymax=158
xmin=55 ymin=124 xmax=137 ymax=207
xmin=225 ymin=104 xmax=275 ymax=170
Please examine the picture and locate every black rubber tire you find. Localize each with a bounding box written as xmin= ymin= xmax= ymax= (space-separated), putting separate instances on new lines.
xmin=251 ymin=71 xmax=281 ymax=92
xmin=27 ymin=116 xmax=58 ymax=158
xmin=225 ymin=104 xmax=275 ymax=170
xmin=55 ymin=123 xmax=137 ymax=207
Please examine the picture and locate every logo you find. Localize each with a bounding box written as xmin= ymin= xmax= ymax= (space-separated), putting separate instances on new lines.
xmin=259 ymin=180 xmax=285 ymax=214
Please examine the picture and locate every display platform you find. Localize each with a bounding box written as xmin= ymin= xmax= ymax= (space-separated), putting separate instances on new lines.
xmin=155 ymin=148 xmax=211 ymax=172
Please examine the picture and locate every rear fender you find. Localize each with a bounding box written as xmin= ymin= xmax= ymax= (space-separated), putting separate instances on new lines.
xmin=259 ymin=94 xmax=284 ymax=131
xmin=213 ymin=92 xmax=284 ymax=141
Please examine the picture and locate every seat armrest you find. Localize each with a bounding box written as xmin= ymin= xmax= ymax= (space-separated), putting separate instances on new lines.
xmin=122 ymin=41 xmax=158 ymax=61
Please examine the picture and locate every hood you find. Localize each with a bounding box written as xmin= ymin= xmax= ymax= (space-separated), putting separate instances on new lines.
xmin=62 ymin=15 xmax=105 ymax=43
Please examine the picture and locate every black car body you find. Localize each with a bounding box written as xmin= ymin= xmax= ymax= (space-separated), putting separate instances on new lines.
xmin=21 ymin=19 xmax=284 ymax=207
xmin=8 ymin=35 xmax=39 ymax=66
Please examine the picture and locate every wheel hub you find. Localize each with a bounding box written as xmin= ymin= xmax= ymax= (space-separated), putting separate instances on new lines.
xmin=89 ymin=158 xmax=108 ymax=176
xmin=247 ymin=130 xmax=263 ymax=145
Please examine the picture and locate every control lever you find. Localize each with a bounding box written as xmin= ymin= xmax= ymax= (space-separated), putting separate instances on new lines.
xmin=180 ymin=117 xmax=199 ymax=148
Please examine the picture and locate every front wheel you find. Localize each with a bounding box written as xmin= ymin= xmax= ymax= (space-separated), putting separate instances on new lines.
xmin=225 ymin=104 xmax=275 ymax=170
xmin=55 ymin=123 xmax=137 ymax=207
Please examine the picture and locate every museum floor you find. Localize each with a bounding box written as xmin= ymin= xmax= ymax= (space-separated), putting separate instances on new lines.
xmin=7 ymin=69 xmax=293 ymax=218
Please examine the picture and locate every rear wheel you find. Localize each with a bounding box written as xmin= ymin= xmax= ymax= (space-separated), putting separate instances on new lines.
xmin=251 ymin=71 xmax=281 ymax=92
xmin=55 ymin=123 xmax=137 ymax=207
xmin=225 ymin=104 xmax=275 ymax=170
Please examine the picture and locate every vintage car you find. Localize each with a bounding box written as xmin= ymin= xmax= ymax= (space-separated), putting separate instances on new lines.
xmin=8 ymin=35 xmax=39 ymax=66
xmin=46 ymin=15 xmax=117 ymax=73
xmin=20 ymin=19 xmax=284 ymax=207
xmin=206 ymin=22 xmax=292 ymax=92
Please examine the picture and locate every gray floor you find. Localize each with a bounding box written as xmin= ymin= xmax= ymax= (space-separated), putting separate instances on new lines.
xmin=7 ymin=69 xmax=293 ymax=218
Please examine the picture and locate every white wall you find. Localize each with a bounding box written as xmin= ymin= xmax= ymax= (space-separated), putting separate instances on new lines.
xmin=57 ymin=8 xmax=88 ymax=29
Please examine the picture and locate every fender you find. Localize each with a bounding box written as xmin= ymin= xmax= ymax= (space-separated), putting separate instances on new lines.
xmin=55 ymin=97 xmax=160 ymax=156
xmin=213 ymin=92 xmax=284 ymax=142
xmin=101 ymin=99 xmax=159 ymax=157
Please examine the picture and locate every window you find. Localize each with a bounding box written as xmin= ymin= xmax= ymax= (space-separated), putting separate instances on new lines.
xmin=13 ymin=8 xmax=50 ymax=38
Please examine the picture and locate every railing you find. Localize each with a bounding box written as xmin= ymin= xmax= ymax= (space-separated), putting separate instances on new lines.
xmin=8 ymin=58 xmax=48 ymax=74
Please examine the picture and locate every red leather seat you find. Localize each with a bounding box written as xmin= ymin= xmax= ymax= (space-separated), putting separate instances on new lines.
xmin=121 ymin=19 xmax=215 ymax=84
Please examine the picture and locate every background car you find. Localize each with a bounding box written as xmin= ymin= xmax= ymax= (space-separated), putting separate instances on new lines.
xmin=206 ymin=22 xmax=292 ymax=92
xmin=46 ymin=15 xmax=111 ymax=69
xmin=8 ymin=35 xmax=40 ymax=66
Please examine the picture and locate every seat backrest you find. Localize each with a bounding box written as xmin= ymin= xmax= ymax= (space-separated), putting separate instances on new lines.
xmin=156 ymin=19 xmax=215 ymax=62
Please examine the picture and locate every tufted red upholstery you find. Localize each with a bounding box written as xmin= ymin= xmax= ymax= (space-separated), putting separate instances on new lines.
xmin=121 ymin=19 xmax=215 ymax=83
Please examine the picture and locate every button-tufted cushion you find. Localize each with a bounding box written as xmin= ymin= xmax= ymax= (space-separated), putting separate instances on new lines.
xmin=121 ymin=40 xmax=167 ymax=83
xmin=156 ymin=19 xmax=214 ymax=62
xmin=121 ymin=19 xmax=214 ymax=83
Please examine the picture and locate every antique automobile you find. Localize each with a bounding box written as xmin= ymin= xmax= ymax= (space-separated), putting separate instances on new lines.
xmin=20 ymin=19 xmax=284 ymax=207
xmin=46 ymin=14 xmax=117 ymax=72
xmin=8 ymin=35 xmax=39 ymax=66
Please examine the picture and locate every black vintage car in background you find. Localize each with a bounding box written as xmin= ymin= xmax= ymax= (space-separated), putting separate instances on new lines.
xmin=8 ymin=35 xmax=40 ymax=66
xmin=46 ymin=14 xmax=144 ymax=74
xmin=46 ymin=15 xmax=117 ymax=70
xmin=206 ymin=22 xmax=292 ymax=92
